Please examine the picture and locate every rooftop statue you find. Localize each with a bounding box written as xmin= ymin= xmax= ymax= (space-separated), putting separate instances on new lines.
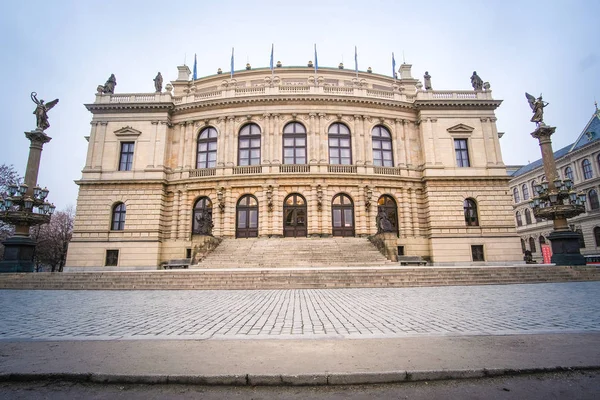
xmin=154 ymin=72 xmax=163 ymax=93
xmin=470 ymin=71 xmax=483 ymax=91
xmin=97 ymin=74 xmax=117 ymax=94
xmin=31 ymin=92 xmax=59 ymax=132
xmin=423 ymin=71 xmax=432 ymax=90
xmin=525 ymin=93 xmax=549 ymax=126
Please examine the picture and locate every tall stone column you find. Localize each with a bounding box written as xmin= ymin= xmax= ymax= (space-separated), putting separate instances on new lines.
xmin=215 ymin=118 xmax=225 ymax=167
xmin=308 ymin=113 xmax=317 ymax=164
xmin=353 ymin=115 xmax=363 ymax=164
xmin=411 ymin=188 xmax=419 ymax=237
xmin=393 ymin=119 xmax=404 ymax=167
xmin=148 ymin=121 xmax=159 ymax=168
xmin=84 ymin=122 xmax=98 ymax=170
xmin=93 ymin=121 xmax=108 ymax=170
xmin=402 ymin=187 xmax=412 ymax=237
xmin=183 ymin=122 xmax=193 ymax=170
xmin=318 ymin=114 xmax=326 ymax=164
xmin=272 ymin=114 xmax=281 ymax=164
xmin=480 ymin=117 xmax=496 ymax=166
xmin=176 ymin=122 xmax=186 ymax=170
xmin=263 ymin=113 xmax=271 ymax=164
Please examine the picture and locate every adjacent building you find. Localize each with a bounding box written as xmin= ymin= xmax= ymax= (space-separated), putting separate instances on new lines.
xmin=509 ymin=107 xmax=600 ymax=261
xmin=65 ymin=60 xmax=522 ymax=269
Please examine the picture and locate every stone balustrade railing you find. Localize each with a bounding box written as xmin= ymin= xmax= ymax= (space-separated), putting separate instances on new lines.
xmin=95 ymin=87 xmax=493 ymax=106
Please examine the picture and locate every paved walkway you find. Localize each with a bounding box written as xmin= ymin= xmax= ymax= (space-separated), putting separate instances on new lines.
xmin=1 ymin=282 xmax=599 ymax=341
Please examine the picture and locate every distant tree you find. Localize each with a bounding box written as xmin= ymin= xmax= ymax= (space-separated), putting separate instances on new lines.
xmin=0 ymin=164 xmax=22 ymax=259
xmin=33 ymin=206 xmax=74 ymax=272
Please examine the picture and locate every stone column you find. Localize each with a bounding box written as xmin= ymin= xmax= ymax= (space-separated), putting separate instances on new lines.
xmin=263 ymin=113 xmax=271 ymax=164
xmin=271 ymin=114 xmax=281 ymax=164
xmin=401 ymin=187 xmax=412 ymax=237
xmin=173 ymin=190 xmax=181 ymax=239
xmin=353 ymin=115 xmax=363 ymax=164
xmin=216 ymin=118 xmax=226 ymax=167
xmin=393 ymin=119 xmax=404 ymax=167
xmin=182 ymin=122 xmax=193 ymax=170
xmin=489 ymin=117 xmax=503 ymax=166
xmin=226 ymin=116 xmax=236 ymax=167
xmin=84 ymin=122 xmax=98 ymax=170
xmin=318 ymin=114 xmax=326 ymax=164
xmin=362 ymin=116 xmax=372 ymax=165
xmin=93 ymin=121 xmax=108 ymax=169
xmin=410 ymin=188 xmax=419 ymax=237
xmin=480 ymin=117 xmax=496 ymax=166
xmin=176 ymin=122 xmax=186 ymax=170
xmin=309 ymin=113 xmax=317 ymax=164
xmin=404 ymin=120 xmax=413 ymax=168
xmin=154 ymin=121 xmax=169 ymax=168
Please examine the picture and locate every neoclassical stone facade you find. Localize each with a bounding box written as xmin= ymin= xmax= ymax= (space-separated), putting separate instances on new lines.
xmin=510 ymin=108 xmax=600 ymax=261
xmin=65 ymin=62 xmax=521 ymax=268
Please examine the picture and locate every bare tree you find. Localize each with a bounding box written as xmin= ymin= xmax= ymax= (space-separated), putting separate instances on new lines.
xmin=0 ymin=164 xmax=22 ymax=259
xmin=33 ymin=206 xmax=74 ymax=272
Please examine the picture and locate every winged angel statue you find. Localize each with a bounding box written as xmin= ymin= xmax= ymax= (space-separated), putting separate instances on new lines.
xmin=525 ymin=92 xmax=548 ymax=127
xmin=31 ymin=92 xmax=59 ymax=131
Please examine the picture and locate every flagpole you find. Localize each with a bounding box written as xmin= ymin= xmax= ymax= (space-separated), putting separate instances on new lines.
xmin=314 ymin=44 xmax=318 ymax=87
xmin=230 ymin=47 xmax=234 ymax=79
xmin=354 ymin=46 xmax=358 ymax=79
xmin=270 ymin=43 xmax=274 ymax=78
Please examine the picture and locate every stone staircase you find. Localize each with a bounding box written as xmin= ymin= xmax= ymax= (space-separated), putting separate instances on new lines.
xmin=193 ymin=237 xmax=394 ymax=268
xmin=0 ymin=265 xmax=599 ymax=290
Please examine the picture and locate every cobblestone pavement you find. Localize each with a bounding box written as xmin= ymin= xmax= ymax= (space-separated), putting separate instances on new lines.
xmin=0 ymin=282 xmax=599 ymax=341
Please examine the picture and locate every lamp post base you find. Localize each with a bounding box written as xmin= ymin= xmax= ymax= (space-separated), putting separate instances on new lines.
xmin=0 ymin=235 xmax=36 ymax=273
xmin=548 ymin=231 xmax=586 ymax=266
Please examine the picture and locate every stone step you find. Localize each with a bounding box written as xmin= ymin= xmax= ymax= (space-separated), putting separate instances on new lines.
xmin=1 ymin=266 xmax=598 ymax=290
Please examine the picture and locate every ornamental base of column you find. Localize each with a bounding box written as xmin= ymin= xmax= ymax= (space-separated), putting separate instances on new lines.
xmin=548 ymin=230 xmax=586 ymax=266
xmin=0 ymin=235 xmax=36 ymax=273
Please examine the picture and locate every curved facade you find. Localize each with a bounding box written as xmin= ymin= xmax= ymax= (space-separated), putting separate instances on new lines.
xmin=66 ymin=62 xmax=521 ymax=268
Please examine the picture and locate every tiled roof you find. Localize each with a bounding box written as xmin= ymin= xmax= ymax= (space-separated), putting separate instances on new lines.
xmin=511 ymin=144 xmax=572 ymax=177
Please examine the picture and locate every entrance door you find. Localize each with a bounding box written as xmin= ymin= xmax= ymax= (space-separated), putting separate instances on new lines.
xmin=332 ymin=194 xmax=355 ymax=237
xmin=284 ymin=194 xmax=307 ymax=237
xmin=236 ymin=195 xmax=259 ymax=238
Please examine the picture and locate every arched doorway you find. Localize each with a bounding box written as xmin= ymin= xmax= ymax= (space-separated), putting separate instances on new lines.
xmin=236 ymin=195 xmax=258 ymax=238
xmin=377 ymin=195 xmax=398 ymax=235
xmin=192 ymin=196 xmax=213 ymax=235
xmin=332 ymin=194 xmax=354 ymax=237
xmin=283 ymin=194 xmax=307 ymax=237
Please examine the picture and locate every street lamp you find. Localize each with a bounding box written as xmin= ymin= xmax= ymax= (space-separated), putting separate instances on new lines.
xmin=526 ymin=92 xmax=586 ymax=265
xmin=0 ymin=92 xmax=58 ymax=273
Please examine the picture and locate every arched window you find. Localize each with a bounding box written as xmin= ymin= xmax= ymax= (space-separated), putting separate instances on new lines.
xmin=328 ymin=123 xmax=352 ymax=165
xmin=464 ymin=198 xmax=479 ymax=226
xmin=597 ymin=154 xmax=600 ymax=172
xmin=377 ymin=195 xmax=398 ymax=234
xmin=520 ymin=238 xmax=526 ymax=253
xmin=522 ymin=184 xmax=530 ymax=201
xmin=582 ymin=159 xmax=593 ymax=180
xmin=516 ymin=211 xmax=522 ymax=227
xmin=529 ymin=237 xmax=537 ymax=253
xmin=589 ymin=189 xmax=599 ymax=210
xmin=539 ymin=235 xmax=546 ymax=247
xmin=525 ymin=208 xmax=532 ymax=225
xmin=332 ymin=193 xmax=354 ymax=236
xmin=238 ymin=123 xmax=261 ymax=166
xmin=594 ymin=227 xmax=600 ymax=247
xmin=513 ymin=187 xmax=520 ymax=203
xmin=283 ymin=122 xmax=307 ymax=165
xmin=564 ymin=166 xmax=574 ymax=181
xmin=196 ymin=127 xmax=217 ymax=169
xmin=111 ymin=203 xmax=126 ymax=231
xmin=192 ymin=197 xmax=213 ymax=235
xmin=531 ymin=180 xmax=537 ymax=196
xmin=236 ymin=195 xmax=259 ymax=238
xmin=372 ymin=125 xmax=393 ymax=167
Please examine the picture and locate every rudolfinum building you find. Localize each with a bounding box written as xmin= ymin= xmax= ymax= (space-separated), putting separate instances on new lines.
xmin=65 ymin=60 xmax=522 ymax=269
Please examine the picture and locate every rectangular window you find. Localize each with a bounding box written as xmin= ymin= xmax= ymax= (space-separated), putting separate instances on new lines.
xmin=186 ymin=248 xmax=192 ymax=259
xmin=105 ymin=250 xmax=119 ymax=266
xmin=119 ymin=142 xmax=134 ymax=171
xmin=454 ymin=139 xmax=470 ymax=167
xmin=471 ymin=245 xmax=484 ymax=262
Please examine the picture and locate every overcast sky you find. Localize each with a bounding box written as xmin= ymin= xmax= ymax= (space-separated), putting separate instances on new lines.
xmin=1 ymin=0 xmax=598 ymax=210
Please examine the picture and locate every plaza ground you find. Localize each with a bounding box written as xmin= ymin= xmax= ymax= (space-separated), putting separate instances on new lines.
xmin=0 ymin=282 xmax=599 ymax=387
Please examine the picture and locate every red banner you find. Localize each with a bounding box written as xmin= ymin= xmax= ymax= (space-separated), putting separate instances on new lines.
xmin=541 ymin=244 xmax=552 ymax=264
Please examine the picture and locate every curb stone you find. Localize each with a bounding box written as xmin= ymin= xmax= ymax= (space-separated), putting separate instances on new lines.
xmin=0 ymin=366 xmax=598 ymax=386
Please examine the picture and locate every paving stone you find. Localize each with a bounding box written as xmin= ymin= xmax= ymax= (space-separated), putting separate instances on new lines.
xmin=0 ymin=282 xmax=599 ymax=341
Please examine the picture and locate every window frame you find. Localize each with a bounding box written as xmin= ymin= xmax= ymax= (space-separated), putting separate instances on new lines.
xmin=529 ymin=237 xmax=536 ymax=253
xmin=582 ymin=159 xmax=593 ymax=180
xmin=196 ymin=127 xmax=218 ymax=169
xmin=463 ymin=198 xmax=479 ymax=227
xmin=282 ymin=122 xmax=307 ymax=165
xmin=192 ymin=196 xmax=213 ymax=234
xmin=238 ymin=123 xmax=262 ymax=166
xmin=111 ymin=203 xmax=126 ymax=231
xmin=471 ymin=245 xmax=485 ymax=261
xmin=454 ymin=138 xmax=470 ymax=167
xmin=328 ymin=123 xmax=352 ymax=165
xmin=594 ymin=227 xmax=600 ymax=247
xmin=118 ymin=142 xmax=135 ymax=171
xmin=524 ymin=208 xmax=532 ymax=225
xmin=513 ymin=187 xmax=521 ymax=204
xmin=522 ymin=184 xmax=530 ymax=201
xmin=589 ymin=189 xmax=600 ymax=211
xmin=516 ymin=211 xmax=522 ymax=227
xmin=564 ymin=166 xmax=574 ymax=181
xmin=105 ymin=249 xmax=119 ymax=266
xmin=372 ymin=125 xmax=394 ymax=167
